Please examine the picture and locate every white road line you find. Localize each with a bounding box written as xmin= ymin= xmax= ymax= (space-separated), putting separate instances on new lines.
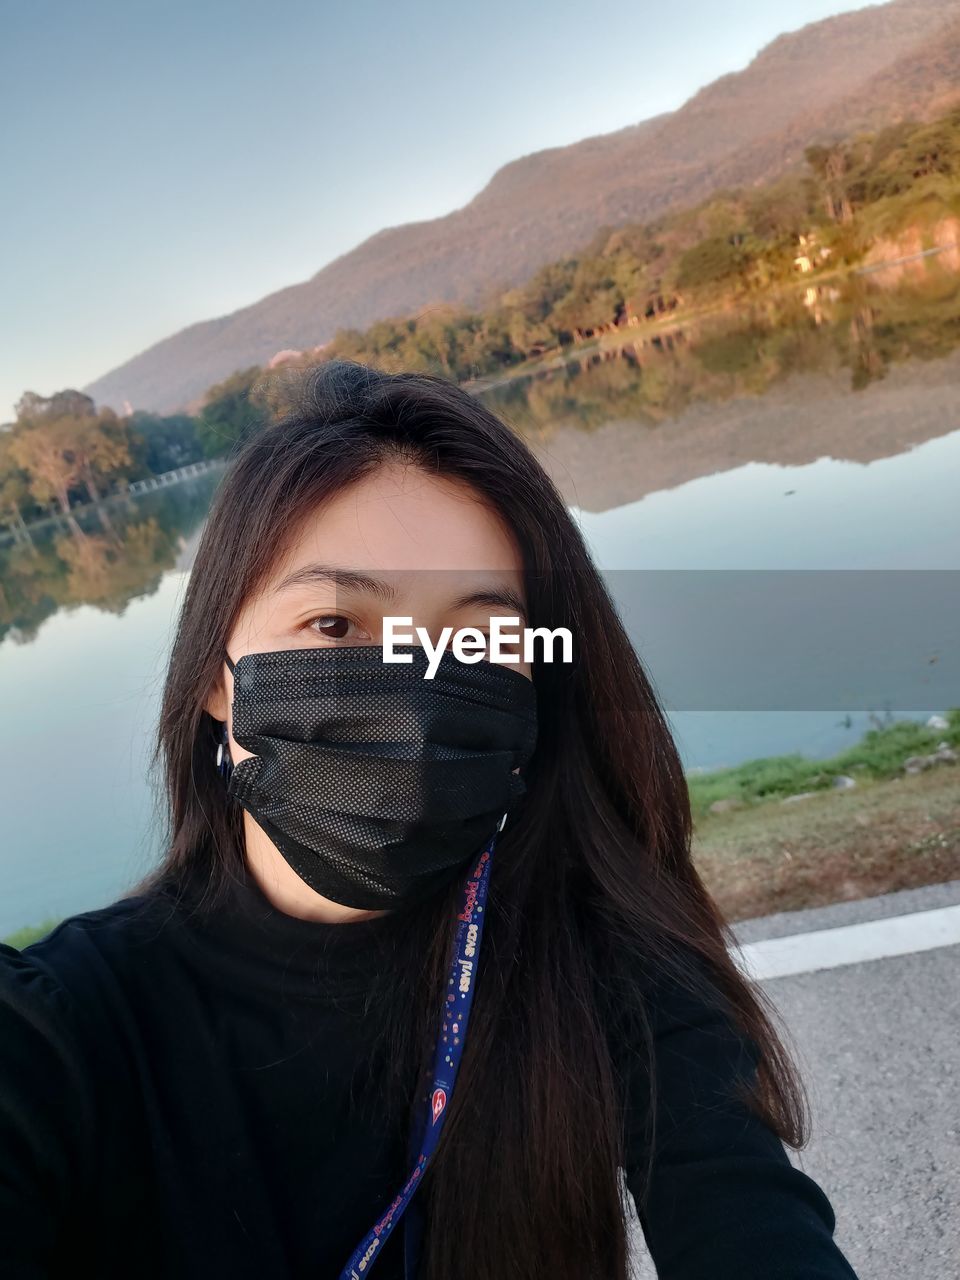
xmin=731 ymin=903 xmax=960 ymax=981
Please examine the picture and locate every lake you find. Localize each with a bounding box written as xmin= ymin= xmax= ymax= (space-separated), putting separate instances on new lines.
xmin=2 ymin=300 xmax=959 ymax=935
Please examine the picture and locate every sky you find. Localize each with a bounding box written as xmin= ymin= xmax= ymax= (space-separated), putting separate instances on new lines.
xmin=0 ymin=0 xmax=878 ymax=421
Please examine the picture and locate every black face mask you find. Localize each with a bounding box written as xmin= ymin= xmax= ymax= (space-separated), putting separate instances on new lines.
xmin=221 ymin=644 xmax=538 ymax=910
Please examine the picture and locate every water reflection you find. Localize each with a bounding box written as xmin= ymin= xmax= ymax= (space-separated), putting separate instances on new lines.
xmin=0 ymin=467 xmax=225 ymax=648
xmin=481 ymin=268 xmax=960 ymax=509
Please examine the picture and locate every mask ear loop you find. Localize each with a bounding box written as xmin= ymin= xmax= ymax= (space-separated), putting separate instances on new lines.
xmin=215 ymin=721 xmax=234 ymax=781
xmin=217 ymin=653 xmax=236 ymax=781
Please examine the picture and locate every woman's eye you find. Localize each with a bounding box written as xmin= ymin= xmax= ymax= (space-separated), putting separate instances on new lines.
xmin=471 ymin=634 xmax=521 ymax=666
xmin=307 ymin=615 xmax=366 ymax=641
xmin=479 ymin=629 xmax=523 ymax=664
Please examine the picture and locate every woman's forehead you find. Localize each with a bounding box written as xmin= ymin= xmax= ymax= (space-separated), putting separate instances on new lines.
xmin=271 ymin=461 xmax=524 ymax=578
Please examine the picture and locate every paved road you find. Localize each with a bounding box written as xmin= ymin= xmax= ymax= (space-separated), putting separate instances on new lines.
xmin=625 ymin=879 xmax=960 ymax=1278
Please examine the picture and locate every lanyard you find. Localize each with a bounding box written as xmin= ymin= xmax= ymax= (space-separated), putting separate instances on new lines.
xmin=337 ymin=824 xmax=499 ymax=1280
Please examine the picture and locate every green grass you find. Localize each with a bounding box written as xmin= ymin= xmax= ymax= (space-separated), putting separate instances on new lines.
xmin=688 ymin=709 xmax=960 ymax=819
xmin=2 ymin=918 xmax=61 ymax=950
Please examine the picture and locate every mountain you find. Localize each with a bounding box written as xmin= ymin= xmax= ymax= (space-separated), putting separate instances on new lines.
xmin=84 ymin=0 xmax=960 ymax=414
xmin=708 ymin=11 xmax=960 ymax=191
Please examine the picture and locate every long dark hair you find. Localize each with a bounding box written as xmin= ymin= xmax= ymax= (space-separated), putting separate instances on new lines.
xmin=136 ymin=360 xmax=808 ymax=1280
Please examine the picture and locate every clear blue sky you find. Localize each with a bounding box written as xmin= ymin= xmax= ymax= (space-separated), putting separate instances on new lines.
xmin=0 ymin=0 xmax=875 ymax=420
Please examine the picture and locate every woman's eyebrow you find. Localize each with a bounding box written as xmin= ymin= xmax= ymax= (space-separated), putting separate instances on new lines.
xmin=273 ymin=564 xmax=526 ymax=617
xmin=448 ymin=587 xmax=528 ymax=618
xmin=272 ymin=564 xmax=399 ymax=603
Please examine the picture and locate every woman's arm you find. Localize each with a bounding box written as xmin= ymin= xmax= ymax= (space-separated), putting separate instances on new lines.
xmin=0 ymin=942 xmax=94 ymax=1279
xmin=623 ymin=958 xmax=861 ymax=1280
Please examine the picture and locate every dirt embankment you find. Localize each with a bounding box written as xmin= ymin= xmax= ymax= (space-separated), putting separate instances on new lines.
xmin=694 ymin=765 xmax=960 ymax=921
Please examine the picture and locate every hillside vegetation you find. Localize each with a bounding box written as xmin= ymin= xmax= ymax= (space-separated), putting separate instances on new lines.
xmin=307 ymin=109 xmax=960 ymax=384
xmin=81 ymin=0 xmax=960 ymax=413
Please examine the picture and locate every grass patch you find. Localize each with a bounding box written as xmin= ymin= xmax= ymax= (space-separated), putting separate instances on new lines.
xmin=2 ymin=919 xmax=61 ymax=950
xmin=688 ymin=709 xmax=960 ymax=819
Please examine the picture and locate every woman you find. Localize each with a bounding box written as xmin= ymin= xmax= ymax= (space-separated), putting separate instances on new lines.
xmin=0 ymin=361 xmax=860 ymax=1280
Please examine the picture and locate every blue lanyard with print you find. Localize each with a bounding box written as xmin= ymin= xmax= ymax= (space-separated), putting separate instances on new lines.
xmin=337 ymin=821 xmax=500 ymax=1280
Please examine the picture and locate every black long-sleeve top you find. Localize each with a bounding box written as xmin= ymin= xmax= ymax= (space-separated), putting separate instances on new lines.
xmin=0 ymin=863 xmax=860 ymax=1279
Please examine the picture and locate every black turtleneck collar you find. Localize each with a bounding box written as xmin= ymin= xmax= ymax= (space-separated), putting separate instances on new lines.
xmin=151 ymin=858 xmax=410 ymax=1001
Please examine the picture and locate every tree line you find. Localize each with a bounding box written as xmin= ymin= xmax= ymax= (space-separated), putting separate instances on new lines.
xmin=0 ymin=381 xmax=268 ymax=534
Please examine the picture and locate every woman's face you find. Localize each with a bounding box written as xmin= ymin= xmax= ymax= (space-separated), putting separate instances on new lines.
xmin=205 ymin=455 xmax=530 ymax=782
xmin=205 ymin=458 xmax=531 ymax=921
